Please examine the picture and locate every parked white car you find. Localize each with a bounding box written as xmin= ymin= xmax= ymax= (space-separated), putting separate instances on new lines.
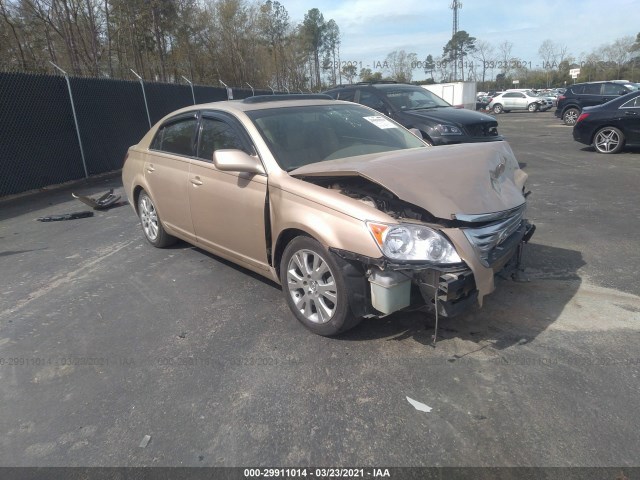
xmin=487 ymin=90 xmax=551 ymax=113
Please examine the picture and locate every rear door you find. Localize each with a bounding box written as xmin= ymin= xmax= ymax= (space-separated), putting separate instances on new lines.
xmin=145 ymin=113 xmax=198 ymax=242
xmin=188 ymin=112 xmax=270 ymax=271
xmin=620 ymin=95 xmax=640 ymax=143
xmin=581 ymin=83 xmax=604 ymax=108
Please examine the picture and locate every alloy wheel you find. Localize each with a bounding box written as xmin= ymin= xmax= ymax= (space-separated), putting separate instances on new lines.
xmin=286 ymin=249 xmax=337 ymax=324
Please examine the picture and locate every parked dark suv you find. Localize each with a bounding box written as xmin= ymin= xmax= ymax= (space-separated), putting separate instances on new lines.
xmin=323 ymin=82 xmax=501 ymax=146
xmin=555 ymin=80 xmax=638 ymax=126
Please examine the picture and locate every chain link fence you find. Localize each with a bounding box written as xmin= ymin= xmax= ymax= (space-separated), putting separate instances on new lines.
xmin=0 ymin=71 xmax=271 ymax=197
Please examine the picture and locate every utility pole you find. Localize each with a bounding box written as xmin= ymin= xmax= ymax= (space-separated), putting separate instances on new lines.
xmin=450 ymin=0 xmax=462 ymax=81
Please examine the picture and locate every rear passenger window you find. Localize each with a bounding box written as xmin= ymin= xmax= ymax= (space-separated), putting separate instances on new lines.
xmin=582 ymin=84 xmax=601 ymax=95
xmin=152 ymin=118 xmax=197 ymax=156
xmin=570 ymin=85 xmax=584 ymax=94
xmin=336 ymin=90 xmax=355 ymax=102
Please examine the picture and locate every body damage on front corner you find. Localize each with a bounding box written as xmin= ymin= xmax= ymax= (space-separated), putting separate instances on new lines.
xmin=288 ymin=141 xmax=536 ymax=319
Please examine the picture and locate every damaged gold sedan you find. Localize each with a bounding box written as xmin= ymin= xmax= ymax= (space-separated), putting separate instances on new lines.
xmin=122 ymin=95 xmax=535 ymax=336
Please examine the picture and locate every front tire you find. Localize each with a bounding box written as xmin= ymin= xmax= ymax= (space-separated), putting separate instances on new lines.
xmin=137 ymin=190 xmax=176 ymax=248
xmin=593 ymin=126 xmax=624 ymax=154
xmin=280 ymin=236 xmax=361 ymax=336
xmin=563 ymin=108 xmax=579 ymax=126
xmin=493 ymin=104 xmax=503 ymax=114
xmin=527 ymin=103 xmax=538 ymax=112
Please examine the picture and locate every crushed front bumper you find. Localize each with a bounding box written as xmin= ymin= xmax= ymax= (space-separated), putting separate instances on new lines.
xmin=330 ymin=220 xmax=535 ymax=319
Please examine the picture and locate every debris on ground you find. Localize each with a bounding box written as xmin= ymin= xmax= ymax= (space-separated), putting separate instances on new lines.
xmin=406 ymin=396 xmax=432 ymax=413
xmin=37 ymin=211 xmax=94 ymax=222
xmin=139 ymin=434 xmax=151 ymax=448
xmin=72 ymin=188 xmax=121 ymax=210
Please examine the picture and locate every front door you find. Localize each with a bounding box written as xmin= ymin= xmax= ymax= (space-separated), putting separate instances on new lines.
xmin=188 ymin=114 xmax=270 ymax=271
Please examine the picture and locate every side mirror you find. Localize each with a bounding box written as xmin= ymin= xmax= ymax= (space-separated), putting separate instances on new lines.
xmin=213 ymin=149 xmax=265 ymax=175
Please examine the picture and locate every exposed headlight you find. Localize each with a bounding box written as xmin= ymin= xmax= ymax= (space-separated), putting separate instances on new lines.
xmin=430 ymin=124 xmax=463 ymax=136
xmin=367 ymin=222 xmax=462 ymax=263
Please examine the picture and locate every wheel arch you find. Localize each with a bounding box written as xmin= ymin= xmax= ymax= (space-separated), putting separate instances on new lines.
xmin=273 ymin=228 xmax=311 ymax=277
xmin=132 ymin=185 xmax=145 ymax=214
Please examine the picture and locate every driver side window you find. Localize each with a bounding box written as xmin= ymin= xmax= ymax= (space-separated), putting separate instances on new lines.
xmin=197 ymin=117 xmax=246 ymax=162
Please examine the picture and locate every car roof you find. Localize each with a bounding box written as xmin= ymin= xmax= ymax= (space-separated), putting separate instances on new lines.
xmin=571 ymin=80 xmax=630 ymax=86
xmin=326 ymin=82 xmax=420 ymax=91
xmin=158 ymin=95 xmax=348 ymax=119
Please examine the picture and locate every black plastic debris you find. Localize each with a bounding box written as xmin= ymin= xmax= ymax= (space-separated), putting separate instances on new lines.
xmin=72 ymin=188 xmax=121 ymax=210
xmin=37 ymin=211 xmax=94 ymax=222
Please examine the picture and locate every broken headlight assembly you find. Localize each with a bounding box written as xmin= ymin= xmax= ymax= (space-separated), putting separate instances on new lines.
xmin=367 ymin=222 xmax=462 ymax=264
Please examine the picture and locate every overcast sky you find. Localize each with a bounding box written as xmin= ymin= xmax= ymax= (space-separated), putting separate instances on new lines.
xmin=284 ymin=0 xmax=639 ymax=80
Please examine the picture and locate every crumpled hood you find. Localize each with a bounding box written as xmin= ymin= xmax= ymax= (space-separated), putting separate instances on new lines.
xmin=290 ymin=141 xmax=527 ymax=219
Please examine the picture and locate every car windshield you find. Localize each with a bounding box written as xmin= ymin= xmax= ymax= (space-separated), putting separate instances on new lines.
xmin=382 ymin=87 xmax=451 ymax=110
xmin=247 ymin=104 xmax=426 ymax=171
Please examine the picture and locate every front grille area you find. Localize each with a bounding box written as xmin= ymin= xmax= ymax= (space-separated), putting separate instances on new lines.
xmin=462 ymin=207 xmax=525 ymax=267
xmin=466 ymin=121 xmax=500 ymax=138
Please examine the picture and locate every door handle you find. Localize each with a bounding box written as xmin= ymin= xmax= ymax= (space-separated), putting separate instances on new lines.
xmin=146 ymin=164 xmax=155 ymax=173
xmin=625 ymin=111 xmax=638 ymax=116
xmin=190 ymin=177 xmax=203 ymax=186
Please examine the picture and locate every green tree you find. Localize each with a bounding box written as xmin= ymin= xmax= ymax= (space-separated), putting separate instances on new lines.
xmin=443 ymin=30 xmax=476 ymax=81
xmin=258 ymin=0 xmax=290 ymax=90
xmin=384 ymin=49 xmax=417 ymax=83
xmin=341 ymin=63 xmax=356 ymax=83
xmin=359 ymin=67 xmax=382 ymax=82
xmin=422 ymin=54 xmax=435 ymax=80
xmin=301 ymin=8 xmax=325 ymax=89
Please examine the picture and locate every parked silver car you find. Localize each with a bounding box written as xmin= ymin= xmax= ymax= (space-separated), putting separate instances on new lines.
xmin=487 ymin=90 xmax=550 ymax=113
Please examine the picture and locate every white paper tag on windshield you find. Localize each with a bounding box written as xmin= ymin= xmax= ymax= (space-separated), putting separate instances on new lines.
xmin=364 ymin=115 xmax=397 ymax=129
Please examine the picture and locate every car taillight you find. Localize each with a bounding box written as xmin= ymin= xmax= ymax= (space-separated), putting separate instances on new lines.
xmin=576 ymin=113 xmax=589 ymax=123
xmin=558 ymin=95 xmax=566 ymax=102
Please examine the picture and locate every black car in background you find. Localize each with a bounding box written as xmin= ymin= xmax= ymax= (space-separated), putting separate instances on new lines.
xmin=556 ymin=80 xmax=638 ymax=126
xmin=573 ymin=90 xmax=640 ymax=154
xmin=323 ymin=82 xmax=501 ymax=146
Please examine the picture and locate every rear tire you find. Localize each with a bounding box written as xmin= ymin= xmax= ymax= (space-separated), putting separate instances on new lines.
xmin=563 ymin=107 xmax=579 ymax=126
xmin=137 ymin=190 xmax=177 ymax=248
xmin=593 ymin=126 xmax=624 ymax=154
xmin=280 ymin=236 xmax=361 ymax=336
xmin=493 ymin=104 xmax=503 ymax=114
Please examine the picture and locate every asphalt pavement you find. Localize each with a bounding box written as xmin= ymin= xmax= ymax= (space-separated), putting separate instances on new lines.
xmin=0 ymin=111 xmax=639 ymax=468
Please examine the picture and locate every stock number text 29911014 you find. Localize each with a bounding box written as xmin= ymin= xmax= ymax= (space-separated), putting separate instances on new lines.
xmin=410 ymin=59 xmax=534 ymax=70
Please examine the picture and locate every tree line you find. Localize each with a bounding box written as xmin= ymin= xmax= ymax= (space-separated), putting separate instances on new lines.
xmin=364 ymin=32 xmax=640 ymax=89
xmin=0 ymin=0 xmax=341 ymax=90
xmin=1 ymin=0 xmax=639 ymax=90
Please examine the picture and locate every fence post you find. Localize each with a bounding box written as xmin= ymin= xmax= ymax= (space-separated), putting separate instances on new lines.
xmin=131 ymin=69 xmax=151 ymax=128
xmin=49 ymin=62 xmax=89 ymax=179
xmin=182 ymin=76 xmax=196 ymax=104
xmin=246 ymin=82 xmax=255 ymax=96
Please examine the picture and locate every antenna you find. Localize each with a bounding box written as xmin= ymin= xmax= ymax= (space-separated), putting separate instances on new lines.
xmin=450 ymin=0 xmax=462 ymax=80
